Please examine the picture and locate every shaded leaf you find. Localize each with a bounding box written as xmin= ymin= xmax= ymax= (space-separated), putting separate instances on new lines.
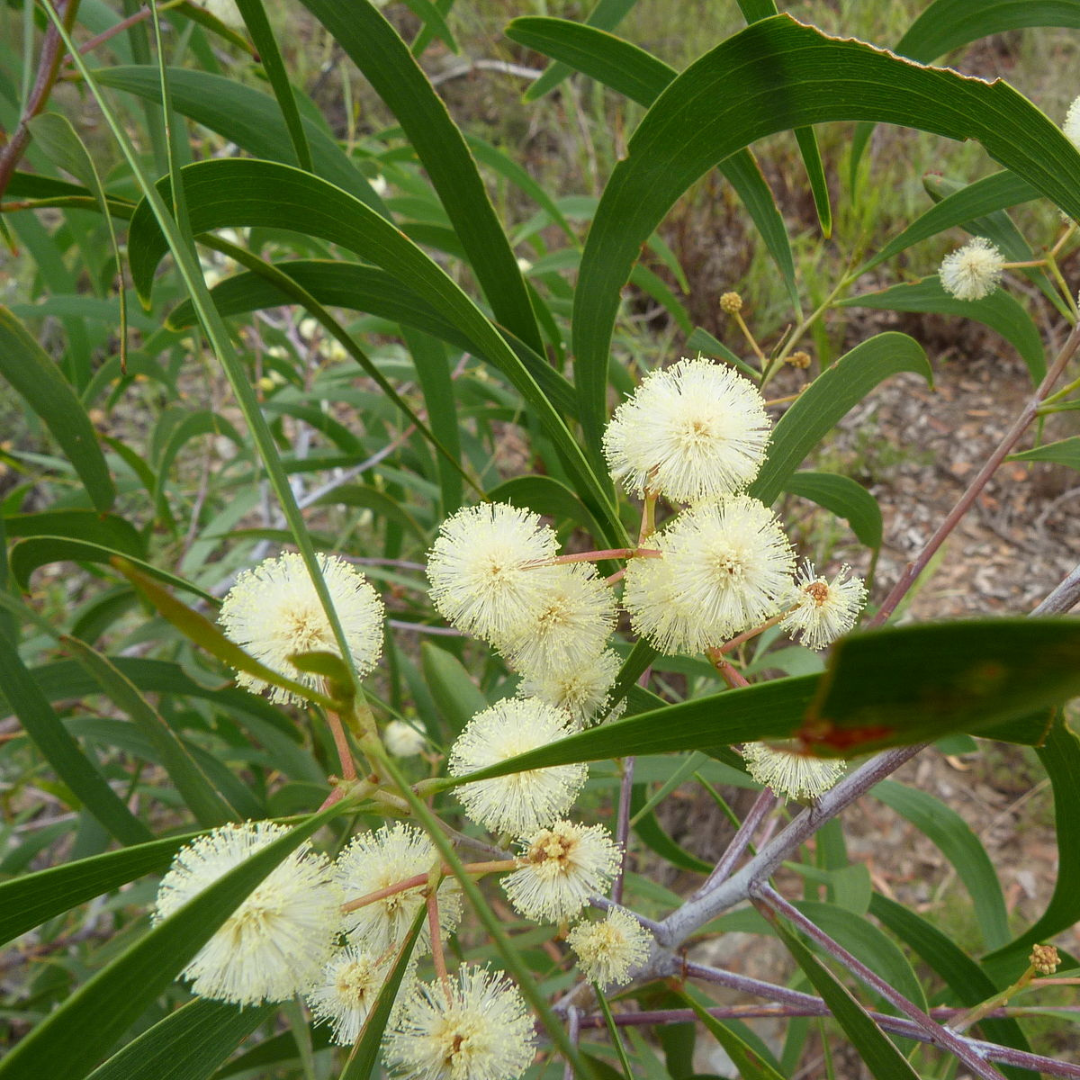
xmin=1009 ymin=436 xmax=1080 ymax=470
xmin=782 ymin=472 xmax=882 ymax=550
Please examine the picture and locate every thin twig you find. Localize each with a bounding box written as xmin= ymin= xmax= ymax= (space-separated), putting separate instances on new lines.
xmin=610 ymin=756 xmax=635 ymax=905
xmin=690 ymin=788 xmax=776 ymax=899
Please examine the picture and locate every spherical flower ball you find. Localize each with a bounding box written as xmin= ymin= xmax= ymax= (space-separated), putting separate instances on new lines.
xmin=219 ymin=552 xmax=384 ymax=705
xmin=519 ymin=647 xmax=623 ymax=727
xmin=567 ymin=908 xmax=652 ymax=988
xmin=153 ymin=821 xmax=342 ymax=1005
xmin=426 ymin=502 xmax=561 ymax=643
xmin=503 ymin=820 xmax=621 ymax=924
xmin=500 ymin=563 xmax=616 ymax=679
xmin=449 ymin=698 xmax=587 ymax=836
xmin=623 ymin=496 xmax=795 ymax=655
xmin=780 ymin=561 xmax=867 ymax=650
xmin=306 ymin=944 xmax=402 ymax=1046
xmin=384 ymin=719 xmax=427 ymax=758
xmin=1064 ymin=95 xmax=1080 ymax=151
xmin=384 ymin=965 xmax=536 ymax=1080
xmin=602 ymin=357 xmax=770 ymax=503
xmin=742 ymin=741 xmax=845 ymax=801
xmin=938 ymin=238 xmax=1004 ymax=301
xmin=335 ymin=824 xmax=462 ymax=955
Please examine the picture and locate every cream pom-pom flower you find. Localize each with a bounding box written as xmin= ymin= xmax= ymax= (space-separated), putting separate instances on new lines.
xmin=384 ymin=719 xmax=427 ymax=757
xmin=219 ymin=552 xmax=384 ymax=704
xmin=426 ymin=502 xmax=561 ymax=643
xmin=780 ymin=561 xmax=867 ymax=650
xmin=153 ymin=821 xmax=342 ymax=1006
xmin=938 ymin=238 xmax=1004 ymax=301
xmin=335 ymin=824 xmax=462 ymax=955
xmin=602 ymin=356 xmax=770 ymax=503
xmin=518 ymin=647 xmax=624 ymax=726
xmin=567 ymin=908 xmax=652 ymax=988
xmin=384 ymin=965 xmax=536 ymax=1080
xmin=503 ymin=820 xmax=621 ymax=924
xmin=1064 ymin=95 xmax=1080 ymax=151
xmin=500 ymin=563 xmax=616 ymax=678
xmin=306 ymin=944 xmax=402 ymax=1046
xmin=742 ymin=741 xmax=845 ymax=801
xmin=449 ymin=698 xmax=587 ymax=836
xmin=623 ymin=496 xmax=795 ymax=655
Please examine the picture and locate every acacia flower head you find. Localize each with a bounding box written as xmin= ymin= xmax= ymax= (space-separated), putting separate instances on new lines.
xmin=780 ymin=561 xmax=867 ymax=650
xmin=519 ymin=647 xmax=624 ymax=726
xmin=384 ymin=719 xmax=427 ymax=757
xmin=306 ymin=944 xmax=401 ymax=1046
xmin=153 ymin=821 xmax=342 ymax=1005
xmin=426 ymin=502 xmax=561 ymax=643
xmin=219 ymin=552 xmax=384 ymax=704
xmin=1064 ymin=95 xmax=1080 ymax=151
xmin=939 ymin=238 xmax=1004 ymax=301
xmin=503 ymin=820 xmax=621 ymax=924
xmin=500 ymin=563 xmax=616 ymax=678
xmin=384 ymin=965 xmax=536 ymax=1080
xmin=623 ymin=496 xmax=795 ymax=655
xmin=742 ymin=741 xmax=845 ymax=801
xmin=335 ymin=824 xmax=461 ymax=955
xmin=602 ymin=357 xmax=770 ymax=504
xmin=449 ymin=698 xmax=587 ymax=836
xmin=567 ymin=908 xmax=652 ymax=988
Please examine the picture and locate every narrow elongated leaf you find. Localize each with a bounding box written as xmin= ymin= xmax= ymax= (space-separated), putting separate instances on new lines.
xmin=3 ymin=510 xmax=144 ymax=557
xmin=0 ymin=832 xmax=196 ymax=946
xmin=1009 ymin=436 xmax=1080 ymax=469
xmin=0 ymin=307 xmax=115 ymax=512
xmin=421 ymin=642 xmax=488 ymax=735
xmin=680 ymin=992 xmax=787 ymax=1080
xmin=94 ymin=66 xmax=385 ymax=210
xmin=632 ymin=781 xmax=712 ymax=874
xmin=871 ymin=781 xmax=1009 ymax=951
xmin=0 ymin=630 xmax=151 ymax=848
xmin=763 ymin=912 xmax=922 ymax=1080
xmin=125 ymin=159 xmax=617 ymax=536
xmin=297 ymin=0 xmax=543 ymax=353
xmin=800 ymin=618 xmax=1080 ymax=756
xmin=838 ymin=277 xmax=1045 ymax=383
xmin=505 ymin=18 xmax=800 ymax=314
xmin=0 ymin=805 xmax=341 ymax=1080
xmin=63 ymin=637 xmax=240 ymax=827
xmin=568 ymin=13 xmax=1080 ymax=451
xmin=870 ymin=894 xmax=1032 ymax=1077
xmin=487 ymin=475 xmax=609 ymax=544
xmin=984 ymin=710 xmax=1080 ymax=975
xmin=750 ymin=333 xmax=931 ymax=506
xmin=782 ymin=472 xmax=882 ymax=550
xmin=85 ymin=998 xmax=273 ymax=1080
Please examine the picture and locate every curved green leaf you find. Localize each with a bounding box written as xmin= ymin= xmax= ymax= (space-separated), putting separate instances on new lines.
xmin=0 ymin=831 xmax=191 ymax=948
xmin=505 ymin=17 xmax=800 ymax=315
xmin=312 ymin=484 xmax=427 ymax=544
xmin=94 ymin=65 xmax=385 ymax=210
xmin=9 ymin=536 xmax=214 ymax=602
xmin=568 ymin=13 xmax=1080 ymax=452
xmin=0 ymin=307 xmax=115 ymax=513
xmin=126 ymin=159 xmax=616 ymax=537
xmin=297 ymin=0 xmax=542 ymax=353
xmin=838 ymin=277 xmax=1045 ymax=384
xmin=782 ymin=472 xmax=882 ymax=550
xmin=1009 ymin=436 xmax=1080 ymax=469
xmin=487 ymin=474 xmax=609 ymax=543
xmin=3 ymin=510 xmax=145 ymax=558
xmin=750 ymin=333 xmax=932 ymax=506
xmin=154 ymin=409 xmax=247 ymax=518
xmin=86 ymin=998 xmax=273 ymax=1080
xmin=680 ymin=992 xmax=786 ymax=1080
xmin=0 ymin=805 xmax=342 ymax=1080
xmin=421 ymin=642 xmax=488 ymax=737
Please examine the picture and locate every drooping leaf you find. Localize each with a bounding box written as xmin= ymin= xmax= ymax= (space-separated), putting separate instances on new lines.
xmin=566 ymin=13 xmax=1080 ymax=453
xmin=1009 ymin=436 xmax=1080 ymax=470
xmin=0 ymin=307 xmax=115 ymax=512
xmin=781 ymin=472 xmax=882 ymax=550
xmin=3 ymin=510 xmax=145 ymax=558
xmin=679 ymin=992 xmax=788 ymax=1080
xmin=837 ymin=277 xmax=1045 ymax=384
xmin=421 ymin=642 xmax=488 ymax=736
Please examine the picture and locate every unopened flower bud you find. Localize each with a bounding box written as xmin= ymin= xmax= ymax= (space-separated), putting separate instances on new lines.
xmin=1030 ymin=944 xmax=1059 ymax=975
xmin=787 ymin=350 xmax=811 ymax=369
xmin=720 ymin=291 xmax=743 ymax=314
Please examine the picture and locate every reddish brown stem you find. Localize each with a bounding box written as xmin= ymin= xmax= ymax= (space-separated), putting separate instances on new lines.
xmin=706 ymin=647 xmax=750 ymax=687
xmin=326 ymin=710 xmax=357 ymax=782
xmin=869 ymin=319 xmax=1080 ymax=628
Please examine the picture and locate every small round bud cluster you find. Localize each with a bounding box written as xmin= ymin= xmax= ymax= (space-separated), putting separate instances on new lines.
xmin=787 ymin=350 xmax=812 ymax=369
xmin=720 ymin=290 xmax=743 ymax=314
xmin=1030 ymin=943 xmax=1060 ymax=976
xmin=384 ymin=719 xmax=427 ymax=757
xmin=938 ymin=238 xmax=1005 ymax=301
